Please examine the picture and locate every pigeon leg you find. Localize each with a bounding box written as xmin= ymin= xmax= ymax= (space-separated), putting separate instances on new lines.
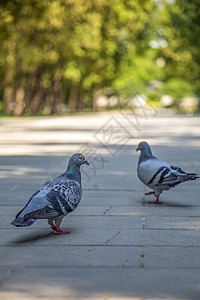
xmin=145 ymin=191 xmax=155 ymax=196
xmin=148 ymin=195 xmax=163 ymax=204
xmin=48 ymin=219 xmax=57 ymax=232
xmin=54 ymin=224 xmax=70 ymax=235
xmin=51 ymin=225 xmax=57 ymax=231
xmin=48 ymin=219 xmax=57 ymax=231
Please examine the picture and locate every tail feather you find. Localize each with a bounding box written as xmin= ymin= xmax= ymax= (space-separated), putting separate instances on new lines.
xmin=184 ymin=173 xmax=199 ymax=181
xmin=11 ymin=218 xmax=36 ymax=227
xmin=155 ymin=172 xmax=198 ymax=188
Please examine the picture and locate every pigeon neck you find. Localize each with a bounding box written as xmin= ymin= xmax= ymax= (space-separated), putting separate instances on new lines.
xmin=139 ymin=148 xmax=153 ymax=164
xmin=67 ymin=163 xmax=81 ymax=177
xmin=143 ymin=147 xmax=152 ymax=156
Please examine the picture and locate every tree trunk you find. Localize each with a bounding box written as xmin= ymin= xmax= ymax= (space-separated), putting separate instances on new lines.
xmin=30 ymin=74 xmax=44 ymax=115
xmin=52 ymin=78 xmax=62 ymax=114
xmin=43 ymin=93 xmax=54 ymax=115
xmin=43 ymin=77 xmax=62 ymax=115
xmin=92 ymin=89 xmax=101 ymax=111
xmin=30 ymin=88 xmax=44 ymax=115
xmin=3 ymin=41 xmax=15 ymax=115
xmin=14 ymin=68 xmax=25 ymax=116
xmin=68 ymin=84 xmax=78 ymax=111
xmin=77 ymin=94 xmax=85 ymax=110
xmin=25 ymin=69 xmax=37 ymax=111
xmin=3 ymin=85 xmax=14 ymax=115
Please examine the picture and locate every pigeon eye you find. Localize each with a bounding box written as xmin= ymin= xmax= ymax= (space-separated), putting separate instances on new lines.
xmin=79 ymin=155 xmax=83 ymax=160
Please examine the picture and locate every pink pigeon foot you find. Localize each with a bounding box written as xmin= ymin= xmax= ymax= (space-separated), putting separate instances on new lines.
xmin=145 ymin=191 xmax=155 ymax=196
xmin=54 ymin=224 xmax=70 ymax=234
xmin=148 ymin=195 xmax=163 ymax=204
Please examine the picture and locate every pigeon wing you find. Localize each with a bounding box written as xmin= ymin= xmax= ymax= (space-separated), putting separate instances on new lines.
xmin=15 ymin=182 xmax=52 ymax=219
xmin=23 ymin=180 xmax=82 ymax=220
xmin=138 ymin=157 xmax=170 ymax=186
xmin=155 ymin=165 xmax=198 ymax=187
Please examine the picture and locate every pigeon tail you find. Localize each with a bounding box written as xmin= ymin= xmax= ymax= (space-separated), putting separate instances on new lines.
xmin=11 ymin=217 xmax=36 ymax=227
xmin=183 ymin=173 xmax=199 ymax=182
xmin=23 ymin=206 xmax=59 ymax=220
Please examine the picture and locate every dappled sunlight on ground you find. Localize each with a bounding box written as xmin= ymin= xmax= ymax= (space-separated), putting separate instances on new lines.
xmin=1 ymin=110 xmax=200 ymax=156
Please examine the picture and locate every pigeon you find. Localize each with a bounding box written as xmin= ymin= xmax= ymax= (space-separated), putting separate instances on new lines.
xmin=136 ymin=141 xmax=199 ymax=204
xmin=11 ymin=153 xmax=89 ymax=234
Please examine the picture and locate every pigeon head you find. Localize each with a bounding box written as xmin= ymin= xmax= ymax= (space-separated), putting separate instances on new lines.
xmin=67 ymin=153 xmax=89 ymax=176
xmin=136 ymin=141 xmax=152 ymax=155
xmin=69 ymin=153 xmax=89 ymax=167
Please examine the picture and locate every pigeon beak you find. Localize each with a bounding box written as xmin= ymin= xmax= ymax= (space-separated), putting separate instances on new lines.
xmin=136 ymin=144 xmax=141 ymax=151
xmin=84 ymin=160 xmax=89 ymax=165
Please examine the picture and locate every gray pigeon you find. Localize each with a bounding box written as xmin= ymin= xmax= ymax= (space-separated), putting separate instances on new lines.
xmin=11 ymin=153 xmax=89 ymax=234
xmin=136 ymin=141 xmax=199 ymax=204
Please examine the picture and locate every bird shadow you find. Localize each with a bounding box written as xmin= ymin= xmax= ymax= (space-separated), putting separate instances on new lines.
xmin=10 ymin=230 xmax=54 ymax=245
xmin=144 ymin=201 xmax=198 ymax=208
xmin=9 ymin=226 xmax=75 ymax=245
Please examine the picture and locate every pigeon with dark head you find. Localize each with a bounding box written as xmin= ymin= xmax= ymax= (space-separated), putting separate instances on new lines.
xmin=11 ymin=153 xmax=89 ymax=234
xmin=136 ymin=141 xmax=199 ymax=204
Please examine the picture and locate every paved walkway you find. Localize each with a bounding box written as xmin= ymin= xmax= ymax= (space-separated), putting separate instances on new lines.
xmin=0 ymin=109 xmax=200 ymax=299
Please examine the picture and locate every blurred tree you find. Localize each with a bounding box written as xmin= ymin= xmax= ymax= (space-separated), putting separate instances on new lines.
xmin=157 ymin=0 xmax=200 ymax=98
xmin=0 ymin=0 xmax=167 ymax=115
xmin=0 ymin=0 xmax=156 ymax=115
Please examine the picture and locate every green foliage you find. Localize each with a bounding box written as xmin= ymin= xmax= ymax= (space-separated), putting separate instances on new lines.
xmin=0 ymin=0 xmax=199 ymax=115
xmin=157 ymin=0 xmax=200 ymax=97
xmin=161 ymin=78 xmax=194 ymax=100
xmin=113 ymin=46 xmax=161 ymax=98
xmin=0 ymin=0 xmax=157 ymax=114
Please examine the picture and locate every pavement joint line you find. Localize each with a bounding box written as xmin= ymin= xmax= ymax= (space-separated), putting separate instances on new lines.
xmin=3 ymin=204 xmax=200 ymax=207
xmin=141 ymin=216 xmax=146 ymax=230
xmin=2 ymin=266 xmax=200 ymax=270
xmin=142 ymin=196 xmax=146 ymax=206
xmin=84 ymin=189 xmax=140 ymax=192
xmin=140 ymin=246 xmax=145 ymax=268
xmin=5 ymin=243 xmax=200 ymax=247
xmin=1 ymin=245 xmax=200 ymax=248
xmin=3 ymin=228 xmax=200 ymax=231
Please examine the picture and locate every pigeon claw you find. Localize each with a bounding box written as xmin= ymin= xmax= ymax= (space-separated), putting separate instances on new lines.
xmin=54 ymin=230 xmax=71 ymax=235
xmin=148 ymin=200 xmax=163 ymax=204
xmin=53 ymin=224 xmax=70 ymax=234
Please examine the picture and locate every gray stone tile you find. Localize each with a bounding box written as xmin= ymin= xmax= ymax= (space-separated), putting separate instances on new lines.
xmin=146 ymin=216 xmax=200 ymax=230
xmin=1 ymin=267 xmax=200 ymax=299
xmin=145 ymin=246 xmax=200 ymax=268
xmin=0 ymin=246 xmax=141 ymax=268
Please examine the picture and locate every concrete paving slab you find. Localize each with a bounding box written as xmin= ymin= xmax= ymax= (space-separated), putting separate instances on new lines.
xmin=0 ymin=245 xmax=141 ymax=268
xmin=146 ymin=216 xmax=200 ymax=230
xmin=1 ymin=267 xmax=200 ymax=299
xmin=145 ymin=246 xmax=200 ymax=268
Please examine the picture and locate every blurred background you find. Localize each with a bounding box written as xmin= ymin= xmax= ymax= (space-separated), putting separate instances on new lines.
xmin=0 ymin=0 xmax=199 ymax=116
